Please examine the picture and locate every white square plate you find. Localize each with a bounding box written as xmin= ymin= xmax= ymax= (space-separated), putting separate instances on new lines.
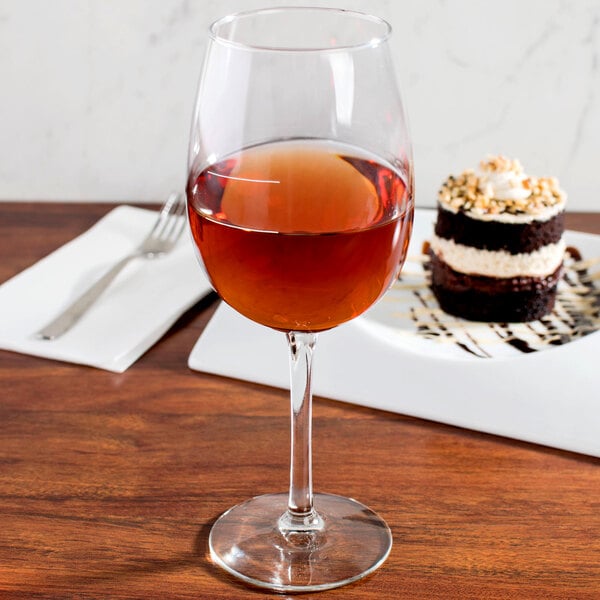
xmin=189 ymin=209 xmax=600 ymax=457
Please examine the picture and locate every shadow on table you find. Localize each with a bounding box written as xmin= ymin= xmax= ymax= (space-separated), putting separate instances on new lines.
xmin=36 ymin=515 xmax=273 ymax=597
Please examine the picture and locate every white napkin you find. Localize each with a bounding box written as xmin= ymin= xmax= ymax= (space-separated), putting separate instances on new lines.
xmin=0 ymin=205 xmax=213 ymax=372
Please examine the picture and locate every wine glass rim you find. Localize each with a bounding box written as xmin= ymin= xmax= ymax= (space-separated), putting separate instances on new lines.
xmin=209 ymin=6 xmax=391 ymax=53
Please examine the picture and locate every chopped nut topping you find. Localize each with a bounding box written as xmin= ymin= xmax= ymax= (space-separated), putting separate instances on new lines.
xmin=438 ymin=155 xmax=566 ymax=216
xmin=479 ymin=155 xmax=524 ymax=175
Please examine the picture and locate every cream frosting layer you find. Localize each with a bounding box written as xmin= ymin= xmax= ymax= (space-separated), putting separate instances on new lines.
xmin=430 ymin=234 xmax=565 ymax=278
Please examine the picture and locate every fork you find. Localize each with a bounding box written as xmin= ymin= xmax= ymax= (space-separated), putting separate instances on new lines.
xmin=36 ymin=192 xmax=187 ymax=340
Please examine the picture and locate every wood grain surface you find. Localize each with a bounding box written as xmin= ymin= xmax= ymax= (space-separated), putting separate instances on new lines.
xmin=0 ymin=203 xmax=599 ymax=599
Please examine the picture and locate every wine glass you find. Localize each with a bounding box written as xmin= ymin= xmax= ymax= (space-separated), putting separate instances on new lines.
xmin=186 ymin=7 xmax=414 ymax=592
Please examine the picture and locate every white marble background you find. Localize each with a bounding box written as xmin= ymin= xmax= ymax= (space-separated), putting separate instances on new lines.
xmin=0 ymin=0 xmax=598 ymax=210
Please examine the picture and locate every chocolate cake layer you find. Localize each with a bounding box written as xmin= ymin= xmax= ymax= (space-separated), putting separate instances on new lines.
xmin=429 ymin=252 xmax=562 ymax=322
xmin=434 ymin=208 xmax=565 ymax=255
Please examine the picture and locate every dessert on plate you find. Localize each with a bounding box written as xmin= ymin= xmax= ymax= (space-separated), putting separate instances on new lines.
xmin=429 ymin=155 xmax=567 ymax=322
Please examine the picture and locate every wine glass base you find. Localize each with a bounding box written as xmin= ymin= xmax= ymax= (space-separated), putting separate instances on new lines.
xmin=209 ymin=492 xmax=392 ymax=593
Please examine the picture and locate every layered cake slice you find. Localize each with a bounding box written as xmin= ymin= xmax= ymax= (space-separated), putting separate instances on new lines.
xmin=429 ymin=155 xmax=567 ymax=322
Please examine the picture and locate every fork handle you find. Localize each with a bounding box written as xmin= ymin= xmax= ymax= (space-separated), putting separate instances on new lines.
xmin=36 ymin=254 xmax=138 ymax=340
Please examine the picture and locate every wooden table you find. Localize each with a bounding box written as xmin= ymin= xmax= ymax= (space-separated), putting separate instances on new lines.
xmin=1 ymin=203 xmax=599 ymax=599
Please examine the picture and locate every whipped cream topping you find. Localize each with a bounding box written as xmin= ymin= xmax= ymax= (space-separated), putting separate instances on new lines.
xmin=430 ymin=234 xmax=565 ymax=278
xmin=476 ymin=155 xmax=531 ymax=201
xmin=476 ymin=170 xmax=532 ymax=201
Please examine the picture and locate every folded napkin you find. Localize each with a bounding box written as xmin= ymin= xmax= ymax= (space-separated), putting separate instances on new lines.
xmin=0 ymin=205 xmax=213 ymax=372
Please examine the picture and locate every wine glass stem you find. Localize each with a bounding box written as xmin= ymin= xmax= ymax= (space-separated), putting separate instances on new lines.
xmin=279 ymin=331 xmax=323 ymax=533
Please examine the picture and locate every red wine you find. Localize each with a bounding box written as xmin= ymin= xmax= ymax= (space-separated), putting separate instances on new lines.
xmin=187 ymin=140 xmax=413 ymax=332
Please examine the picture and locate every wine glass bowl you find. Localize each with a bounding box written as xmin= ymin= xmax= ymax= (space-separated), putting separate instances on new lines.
xmin=187 ymin=7 xmax=413 ymax=592
xmin=187 ymin=140 xmax=412 ymax=332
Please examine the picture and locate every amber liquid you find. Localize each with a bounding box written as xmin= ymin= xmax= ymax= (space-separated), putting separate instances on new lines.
xmin=187 ymin=140 xmax=413 ymax=332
